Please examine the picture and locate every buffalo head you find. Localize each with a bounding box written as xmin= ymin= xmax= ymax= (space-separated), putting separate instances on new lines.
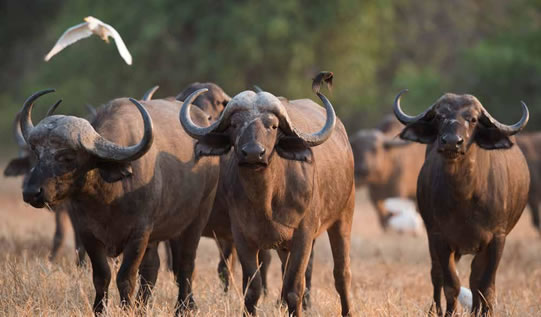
xmin=19 ymin=89 xmax=153 ymax=208
xmin=178 ymin=88 xmax=335 ymax=169
xmin=350 ymin=129 xmax=409 ymax=184
xmin=176 ymin=83 xmax=231 ymax=121
xmin=394 ymin=90 xmax=529 ymax=160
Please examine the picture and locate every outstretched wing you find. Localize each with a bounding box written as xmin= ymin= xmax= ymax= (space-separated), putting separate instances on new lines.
xmin=102 ymin=22 xmax=132 ymax=65
xmin=44 ymin=22 xmax=93 ymax=61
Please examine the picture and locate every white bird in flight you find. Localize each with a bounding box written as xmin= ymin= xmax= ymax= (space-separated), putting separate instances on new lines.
xmin=44 ymin=16 xmax=132 ymax=65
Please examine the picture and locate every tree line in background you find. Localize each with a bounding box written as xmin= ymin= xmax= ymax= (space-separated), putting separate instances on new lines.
xmin=1 ymin=0 xmax=540 ymax=152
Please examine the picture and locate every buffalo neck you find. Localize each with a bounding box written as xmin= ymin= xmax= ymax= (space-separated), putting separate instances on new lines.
xmin=235 ymin=158 xmax=280 ymax=208
xmin=437 ymin=145 xmax=481 ymax=199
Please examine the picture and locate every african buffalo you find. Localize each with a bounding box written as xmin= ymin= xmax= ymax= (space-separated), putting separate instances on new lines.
xmin=176 ymin=82 xmax=231 ymax=121
xmin=179 ymin=73 xmax=354 ymax=316
xmin=350 ymin=125 xmax=425 ymax=229
xmin=18 ymin=89 xmax=219 ymax=315
xmin=515 ymin=133 xmax=541 ymax=234
xmin=394 ymin=90 xmax=529 ymax=316
xmin=177 ymin=83 xmax=314 ymax=301
xmin=4 ymin=111 xmax=87 ymax=265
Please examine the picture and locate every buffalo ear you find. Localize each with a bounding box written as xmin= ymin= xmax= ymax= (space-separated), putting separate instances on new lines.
xmin=97 ymin=161 xmax=133 ymax=183
xmin=474 ymin=127 xmax=513 ymax=149
xmin=399 ymin=122 xmax=437 ymax=144
xmin=276 ymin=136 xmax=313 ymax=162
xmin=194 ymin=133 xmax=232 ymax=159
xmin=4 ymin=157 xmax=31 ymax=176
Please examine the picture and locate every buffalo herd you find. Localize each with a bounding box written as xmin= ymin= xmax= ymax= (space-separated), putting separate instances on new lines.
xmin=4 ymin=72 xmax=538 ymax=316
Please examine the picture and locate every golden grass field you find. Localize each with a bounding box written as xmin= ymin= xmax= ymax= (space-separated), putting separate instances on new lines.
xmin=0 ymin=172 xmax=539 ymax=316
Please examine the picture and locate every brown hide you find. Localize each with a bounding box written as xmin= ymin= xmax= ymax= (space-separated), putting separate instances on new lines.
xmin=516 ymin=133 xmax=541 ymax=233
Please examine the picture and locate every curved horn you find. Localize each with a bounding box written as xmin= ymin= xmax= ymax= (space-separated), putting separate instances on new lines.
xmin=142 ymin=85 xmax=159 ymax=101
xmin=82 ymin=98 xmax=153 ymax=162
xmin=45 ymin=99 xmax=63 ymax=116
xmin=253 ymin=85 xmax=263 ymax=93
xmin=20 ymin=89 xmax=56 ymax=142
xmin=480 ymin=101 xmax=529 ymax=136
xmin=13 ymin=112 xmax=27 ymax=147
xmin=277 ymin=91 xmax=336 ymax=147
xmin=179 ymin=88 xmax=238 ymax=140
xmin=85 ymin=104 xmax=98 ymax=119
xmin=291 ymin=91 xmax=336 ymax=146
xmin=393 ymin=89 xmax=435 ymax=124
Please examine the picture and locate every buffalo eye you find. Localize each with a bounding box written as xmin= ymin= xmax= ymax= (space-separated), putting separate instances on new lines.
xmin=271 ymin=124 xmax=277 ymax=130
xmin=55 ymin=151 xmax=76 ymax=163
xmin=470 ymin=117 xmax=477 ymax=123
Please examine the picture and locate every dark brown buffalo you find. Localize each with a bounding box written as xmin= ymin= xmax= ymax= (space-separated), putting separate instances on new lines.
xmin=4 ymin=111 xmax=87 ymax=265
xmin=394 ymin=90 xmax=529 ymax=316
xmin=176 ymin=82 xmax=231 ymax=121
xmin=350 ymin=125 xmax=425 ymax=229
xmin=19 ymin=89 xmax=219 ymax=315
xmin=176 ymin=83 xmax=277 ymax=294
xmin=179 ymin=74 xmax=355 ymax=316
xmin=515 ymin=133 xmax=541 ymax=234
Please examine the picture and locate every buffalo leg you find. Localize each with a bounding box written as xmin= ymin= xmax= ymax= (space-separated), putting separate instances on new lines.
xmin=49 ymin=209 xmax=69 ymax=261
xmin=81 ymin=232 xmax=111 ymax=314
xmin=433 ymin=240 xmax=460 ymax=317
xmin=66 ymin=207 xmax=86 ymax=266
xmin=276 ymin=246 xmax=313 ymax=310
xmin=528 ymin=196 xmax=541 ymax=234
xmin=170 ymin=222 xmax=205 ymax=315
xmin=470 ymin=235 xmax=505 ymax=316
xmin=136 ymin=242 xmax=160 ymax=306
xmin=374 ymin=199 xmax=391 ymax=230
xmin=216 ymin=238 xmax=236 ymax=292
xmin=74 ymin=231 xmax=87 ymax=266
xmin=259 ymin=249 xmax=271 ymax=295
xmin=233 ymin=230 xmax=262 ymax=316
xmin=163 ymin=241 xmax=174 ymax=271
xmin=428 ymin=237 xmax=444 ymax=316
xmin=116 ymin=230 xmax=151 ymax=308
xmin=303 ymin=241 xmax=315 ymax=310
xmin=280 ymin=228 xmax=314 ymax=317
xmin=327 ymin=218 xmax=353 ymax=317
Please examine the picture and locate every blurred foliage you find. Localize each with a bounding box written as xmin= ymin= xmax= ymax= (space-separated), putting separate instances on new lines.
xmin=0 ymin=0 xmax=540 ymax=153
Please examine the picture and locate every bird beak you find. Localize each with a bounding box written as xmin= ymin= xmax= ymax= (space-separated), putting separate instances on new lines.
xmin=84 ymin=17 xmax=90 ymax=22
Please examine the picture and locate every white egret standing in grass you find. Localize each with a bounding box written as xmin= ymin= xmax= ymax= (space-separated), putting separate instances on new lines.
xmin=383 ymin=197 xmax=423 ymax=235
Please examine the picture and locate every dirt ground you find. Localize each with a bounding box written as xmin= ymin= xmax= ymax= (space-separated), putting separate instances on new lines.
xmin=0 ymin=173 xmax=539 ymax=316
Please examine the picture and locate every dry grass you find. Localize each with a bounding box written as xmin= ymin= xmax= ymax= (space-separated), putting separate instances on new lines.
xmin=0 ymin=175 xmax=540 ymax=316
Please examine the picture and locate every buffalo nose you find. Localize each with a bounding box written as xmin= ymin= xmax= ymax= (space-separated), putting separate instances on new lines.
xmin=241 ymin=143 xmax=266 ymax=162
xmin=441 ymin=135 xmax=463 ymax=147
xmin=23 ymin=187 xmax=44 ymax=204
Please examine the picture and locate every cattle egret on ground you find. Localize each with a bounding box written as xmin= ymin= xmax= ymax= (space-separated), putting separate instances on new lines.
xmin=44 ymin=16 xmax=132 ymax=65
xmin=383 ymin=197 xmax=423 ymax=235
